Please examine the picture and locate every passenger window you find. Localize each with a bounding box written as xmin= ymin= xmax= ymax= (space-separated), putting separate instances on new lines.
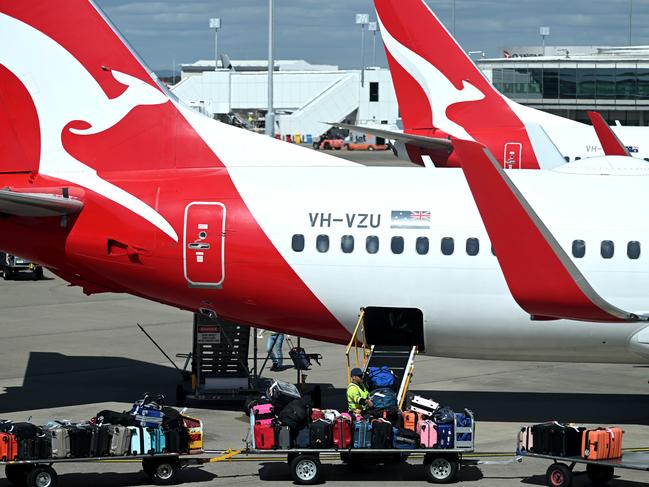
xmin=601 ymin=240 xmax=614 ymax=259
xmin=416 ymin=237 xmax=429 ymax=255
xmin=572 ymin=240 xmax=586 ymax=258
xmin=366 ymin=236 xmax=379 ymax=254
xmin=391 ymin=236 xmax=404 ymax=254
xmin=628 ymin=241 xmax=641 ymax=260
xmin=291 ymin=234 xmax=305 ymax=252
xmin=466 ymin=238 xmax=480 ymax=256
xmin=441 ymin=237 xmax=454 ymax=256
xmin=316 ymin=235 xmax=329 ymax=253
xmin=341 ymin=235 xmax=354 ymax=254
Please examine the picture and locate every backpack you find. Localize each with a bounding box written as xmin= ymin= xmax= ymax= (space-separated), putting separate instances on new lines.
xmin=278 ymin=399 xmax=309 ymax=430
xmin=367 ymin=366 xmax=395 ymax=389
xmin=369 ymin=388 xmax=398 ymax=410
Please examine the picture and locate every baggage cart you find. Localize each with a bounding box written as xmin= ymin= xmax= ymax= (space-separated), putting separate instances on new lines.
xmin=516 ymin=429 xmax=649 ymax=487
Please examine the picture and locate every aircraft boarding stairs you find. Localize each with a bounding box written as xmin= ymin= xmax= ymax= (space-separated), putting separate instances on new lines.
xmin=346 ymin=309 xmax=417 ymax=408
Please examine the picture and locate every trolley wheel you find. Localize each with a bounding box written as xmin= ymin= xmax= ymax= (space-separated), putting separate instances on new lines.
xmin=424 ymin=454 xmax=459 ymax=484
xmin=586 ymin=464 xmax=614 ymax=485
xmin=146 ymin=459 xmax=180 ymax=486
xmin=25 ymin=466 xmax=58 ymax=487
xmin=5 ymin=464 xmax=31 ymax=486
xmin=289 ymin=454 xmax=322 ymax=485
xmin=546 ymin=463 xmax=573 ymax=487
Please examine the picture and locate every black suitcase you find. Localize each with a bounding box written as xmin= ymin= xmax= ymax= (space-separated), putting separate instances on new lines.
xmin=18 ymin=436 xmax=51 ymax=460
xmin=309 ymin=420 xmax=332 ymax=449
xmin=531 ymin=423 xmax=583 ymax=456
xmin=286 ymin=338 xmax=311 ymax=370
xmin=90 ymin=426 xmax=112 ymax=457
xmin=371 ymin=419 xmax=393 ymax=449
xmin=68 ymin=427 xmax=93 ymax=457
xmin=164 ymin=428 xmax=189 ymax=454
xmin=6 ymin=422 xmax=41 ymax=439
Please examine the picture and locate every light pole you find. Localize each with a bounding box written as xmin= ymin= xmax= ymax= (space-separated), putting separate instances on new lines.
xmin=266 ymin=0 xmax=275 ymax=137
xmin=368 ymin=21 xmax=378 ymax=67
xmin=540 ymin=26 xmax=550 ymax=56
xmin=209 ymin=18 xmax=221 ymax=71
xmin=356 ymin=13 xmax=369 ymax=86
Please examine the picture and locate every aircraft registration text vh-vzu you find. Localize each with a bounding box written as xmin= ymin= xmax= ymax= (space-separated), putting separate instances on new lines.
xmin=3 ymin=1 xmax=649 ymax=365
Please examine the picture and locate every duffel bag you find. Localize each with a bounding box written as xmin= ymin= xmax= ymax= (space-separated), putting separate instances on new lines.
xmin=367 ymin=366 xmax=395 ymax=389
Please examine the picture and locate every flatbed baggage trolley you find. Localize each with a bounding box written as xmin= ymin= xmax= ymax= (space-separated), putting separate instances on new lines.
xmin=516 ymin=430 xmax=649 ymax=487
xmin=0 ymin=450 xmax=241 ymax=487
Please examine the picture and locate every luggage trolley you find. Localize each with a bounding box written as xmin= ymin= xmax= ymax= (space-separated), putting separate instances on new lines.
xmin=516 ymin=430 xmax=649 ymax=487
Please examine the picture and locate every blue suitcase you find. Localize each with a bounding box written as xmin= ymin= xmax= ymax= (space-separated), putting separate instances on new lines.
xmin=436 ymin=424 xmax=454 ymax=449
xmin=148 ymin=427 xmax=166 ymax=453
xmin=128 ymin=426 xmax=152 ymax=455
xmin=353 ymin=420 xmax=372 ymax=449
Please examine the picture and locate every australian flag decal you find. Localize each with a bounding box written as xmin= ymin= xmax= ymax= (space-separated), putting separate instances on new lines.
xmin=391 ymin=210 xmax=431 ymax=229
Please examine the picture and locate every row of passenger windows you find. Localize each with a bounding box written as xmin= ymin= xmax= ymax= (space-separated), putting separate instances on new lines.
xmin=292 ymin=234 xmax=643 ymax=260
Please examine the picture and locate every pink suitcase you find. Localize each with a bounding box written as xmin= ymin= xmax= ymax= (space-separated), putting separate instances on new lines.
xmin=419 ymin=420 xmax=437 ymax=448
xmin=252 ymin=403 xmax=275 ymax=426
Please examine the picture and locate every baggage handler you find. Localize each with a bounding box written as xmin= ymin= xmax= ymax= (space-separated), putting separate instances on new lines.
xmin=347 ymin=368 xmax=373 ymax=413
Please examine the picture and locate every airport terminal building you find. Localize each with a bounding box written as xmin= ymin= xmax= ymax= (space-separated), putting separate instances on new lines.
xmin=171 ymin=46 xmax=649 ymax=139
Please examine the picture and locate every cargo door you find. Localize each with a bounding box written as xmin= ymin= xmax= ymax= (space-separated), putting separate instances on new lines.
xmin=183 ymin=202 xmax=225 ymax=288
xmin=503 ymin=142 xmax=522 ymax=169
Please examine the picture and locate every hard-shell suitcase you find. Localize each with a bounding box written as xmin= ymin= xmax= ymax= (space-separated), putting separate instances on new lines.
xmin=18 ymin=435 xmax=51 ymax=460
xmin=295 ymin=426 xmax=310 ymax=448
xmin=454 ymin=410 xmax=473 ymax=449
xmin=371 ymin=419 xmax=393 ymax=449
xmin=0 ymin=433 xmax=18 ymax=461
xmin=50 ymin=428 xmax=71 ymax=458
xmin=582 ymin=428 xmax=623 ymax=460
xmin=276 ymin=425 xmax=292 ymax=449
xmin=408 ymin=395 xmax=440 ymax=418
xmin=393 ymin=427 xmax=419 ymax=449
xmin=148 ymin=427 xmax=166 ymax=454
xmin=310 ymin=419 xmax=332 ymax=449
xmin=108 ymin=426 xmax=132 ymax=456
xmin=90 ymin=425 xmax=112 ymax=457
xmin=252 ymin=403 xmax=275 ymax=426
xmin=68 ymin=426 xmax=93 ymax=458
xmin=128 ymin=426 xmax=152 ymax=455
xmin=519 ymin=426 xmax=534 ymax=452
xmin=419 ymin=420 xmax=437 ymax=448
xmin=353 ymin=420 xmax=372 ymax=449
xmin=130 ymin=394 xmax=164 ymax=428
xmin=403 ymin=411 xmax=425 ymax=433
xmin=254 ymin=423 xmax=276 ymax=450
xmin=287 ymin=338 xmax=311 ymax=370
xmin=332 ymin=416 xmax=352 ymax=449
xmin=267 ymin=380 xmax=301 ymax=409
xmin=436 ymin=424 xmax=454 ymax=449
xmin=533 ymin=423 xmax=583 ymax=457
xmin=164 ymin=428 xmax=189 ymax=454
xmin=181 ymin=415 xmax=204 ymax=454
xmin=608 ymin=428 xmax=624 ymax=458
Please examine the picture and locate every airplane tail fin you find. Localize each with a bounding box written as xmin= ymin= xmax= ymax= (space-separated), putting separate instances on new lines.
xmin=375 ymin=0 xmax=524 ymax=138
xmin=0 ymin=0 xmax=217 ymax=177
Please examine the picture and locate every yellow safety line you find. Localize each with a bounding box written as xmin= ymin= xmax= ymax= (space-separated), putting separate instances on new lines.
xmin=208 ymin=449 xmax=243 ymax=463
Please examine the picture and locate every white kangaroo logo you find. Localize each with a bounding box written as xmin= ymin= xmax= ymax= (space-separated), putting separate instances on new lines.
xmin=0 ymin=13 xmax=178 ymax=241
xmin=377 ymin=15 xmax=485 ymax=141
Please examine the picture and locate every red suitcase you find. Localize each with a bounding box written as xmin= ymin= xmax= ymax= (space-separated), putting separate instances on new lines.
xmin=254 ymin=423 xmax=276 ymax=450
xmin=332 ymin=416 xmax=352 ymax=449
xmin=0 ymin=433 xmax=18 ymax=461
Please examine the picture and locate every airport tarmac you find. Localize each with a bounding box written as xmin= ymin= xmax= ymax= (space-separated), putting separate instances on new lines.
xmin=1 ymin=151 xmax=649 ymax=486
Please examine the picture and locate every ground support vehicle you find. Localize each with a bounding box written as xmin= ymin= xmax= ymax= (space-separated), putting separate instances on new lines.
xmin=517 ymin=434 xmax=649 ymax=487
xmin=1 ymin=450 xmax=241 ymax=487
xmin=0 ymin=253 xmax=43 ymax=280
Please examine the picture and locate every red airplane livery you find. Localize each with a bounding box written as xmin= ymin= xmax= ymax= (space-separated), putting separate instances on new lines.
xmin=3 ymin=1 xmax=649 ymax=364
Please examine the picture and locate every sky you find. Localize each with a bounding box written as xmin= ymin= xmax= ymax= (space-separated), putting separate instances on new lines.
xmin=95 ymin=0 xmax=649 ymax=73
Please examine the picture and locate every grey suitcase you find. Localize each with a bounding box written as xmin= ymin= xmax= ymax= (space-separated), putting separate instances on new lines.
xmin=108 ymin=426 xmax=131 ymax=456
xmin=50 ymin=428 xmax=71 ymax=458
xmin=277 ymin=425 xmax=291 ymax=449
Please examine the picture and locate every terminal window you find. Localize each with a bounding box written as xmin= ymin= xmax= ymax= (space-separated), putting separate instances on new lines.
xmin=369 ymin=82 xmax=380 ymax=102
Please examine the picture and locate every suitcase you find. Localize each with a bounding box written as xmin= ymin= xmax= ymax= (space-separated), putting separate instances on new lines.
xmin=254 ymin=423 xmax=276 ymax=450
xmin=164 ymin=427 xmax=189 ymax=454
xmin=68 ymin=426 xmax=93 ymax=458
xmin=288 ymin=340 xmax=311 ymax=370
xmin=267 ymin=380 xmax=301 ymax=409
xmin=370 ymin=419 xmax=393 ymax=449
xmin=148 ymin=427 xmax=166 ymax=454
xmin=353 ymin=420 xmax=372 ymax=449
xmin=295 ymin=426 xmax=311 ymax=448
xmin=130 ymin=394 xmax=164 ymax=428
xmin=0 ymin=433 xmax=18 ymax=461
xmin=276 ymin=425 xmax=292 ymax=449
xmin=519 ymin=426 xmax=534 ymax=452
xmin=311 ymin=409 xmax=325 ymax=422
xmin=18 ymin=435 xmax=51 ymax=460
xmin=278 ymin=399 xmax=309 ymax=430
xmin=420 ymin=420 xmax=437 ymax=448
xmin=408 ymin=395 xmax=440 ymax=417
xmin=252 ymin=403 xmax=275 ymax=426
xmin=50 ymin=428 xmax=71 ymax=458
xmin=181 ymin=415 xmax=204 ymax=453
xmin=310 ymin=419 xmax=332 ymax=449
xmin=128 ymin=426 xmax=152 ymax=455
xmin=454 ymin=410 xmax=473 ymax=449
xmin=403 ymin=411 xmax=425 ymax=433
xmin=332 ymin=416 xmax=352 ymax=449
xmin=436 ymin=424 xmax=454 ymax=449
xmin=108 ymin=426 xmax=132 ymax=456
xmin=582 ymin=428 xmax=623 ymax=460
xmin=533 ymin=423 xmax=583 ymax=457
xmin=393 ymin=427 xmax=419 ymax=449
xmin=90 ymin=425 xmax=112 ymax=457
